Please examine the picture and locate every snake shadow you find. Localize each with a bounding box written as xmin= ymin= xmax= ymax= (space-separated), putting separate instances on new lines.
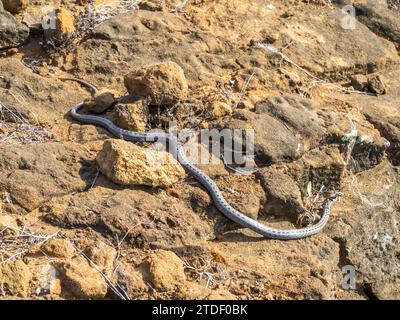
xmin=212 ymin=218 xmax=271 ymax=242
xmin=214 ymin=230 xmax=271 ymax=243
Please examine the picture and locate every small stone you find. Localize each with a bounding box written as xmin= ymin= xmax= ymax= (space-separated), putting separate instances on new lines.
xmin=84 ymin=89 xmax=117 ymax=114
xmin=44 ymin=8 xmax=75 ymax=43
xmin=124 ymin=61 xmax=188 ymax=105
xmin=0 ymin=214 xmax=18 ymax=235
xmin=210 ymin=101 xmax=233 ymax=118
xmin=172 ymin=99 xmax=205 ymax=128
xmin=237 ymin=100 xmax=254 ymax=110
xmin=145 ymin=250 xmax=186 ymax=292
xmin=114 ymin=263 xmax=147 ymax=298
xmin=0 ymin=9 xmax=30 ymax=49
xmin=284 ymin=70 xmax=302 ymax=86
xmin=37 ymin=63 xmax=49 ymax=77
xmin=56 ymin=257 xmax=108 ymax=299
xmin=0 ymin=260 xmax=32 ymax=297
xmin=96 ymin=139 xmax=185 ymax=187
xmin=41 ymin=238 xmax=75 ymax=259
xmin=114 ymin=97 xmax=148 ymax=132
xmin=367 ymin=74 xmax=387 ymax=95
xmin=2 ymin=0 xmax=28 ymax=14
xmin=84 ymin=241 xmax=117 ymax=277
xmin=350 ymin=74 xmax=368 ymax=91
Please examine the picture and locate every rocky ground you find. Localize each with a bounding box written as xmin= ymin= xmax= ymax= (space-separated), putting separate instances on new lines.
xmin=0 ymin=0 xmax=399 ymax=300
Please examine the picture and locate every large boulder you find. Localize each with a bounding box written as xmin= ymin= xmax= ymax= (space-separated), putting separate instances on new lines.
xmin=341 ymin=66 xmax=400 ymax=166
xmin=44 ymin=186 xmax=216 ymax=249
xmin=268 ymin=6 xmax=398 ymax=79
xmin=0 ymin=9 xmax=29 ymax=49
xmin=0 ymin=142 xmax=97 ymax=211
xmin=356 ymin=2 xmax=400 ymax=48
xmin=327 ymin=160 xmax=400 ymax=299
xmin=219 ymin=95 xmax=388 ymax=170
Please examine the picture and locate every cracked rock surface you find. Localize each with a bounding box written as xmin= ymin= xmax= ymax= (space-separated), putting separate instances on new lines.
xmin=0 ymin=0 xmax=399 ymax=300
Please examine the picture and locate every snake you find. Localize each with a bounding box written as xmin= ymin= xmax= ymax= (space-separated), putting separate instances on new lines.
xmin=64 ymin=77 xmax=342 ymax=240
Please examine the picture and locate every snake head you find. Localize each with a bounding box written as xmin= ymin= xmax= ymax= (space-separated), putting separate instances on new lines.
xmin=328 ymin=192 xmax=343 ymax=202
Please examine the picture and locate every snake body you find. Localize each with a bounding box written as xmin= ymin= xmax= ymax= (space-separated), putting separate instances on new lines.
xmin=66 ymin=78 xmax=342 ymax=240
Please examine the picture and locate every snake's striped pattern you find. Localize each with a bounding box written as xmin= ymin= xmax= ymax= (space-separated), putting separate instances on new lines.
xmin=67 ymin=78 xmax=341 ymax=240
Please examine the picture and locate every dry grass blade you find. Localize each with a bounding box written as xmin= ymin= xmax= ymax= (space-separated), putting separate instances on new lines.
xmin=299 ymin=185 xmax=326 ymax=226
xmin=183 ymin=257 xmax=229 ymax=289
xmin=0 ymin=94 xmax=51 ymax=145
xmin=0 ymin=226 xmax=59 ymax=266
xmin=67 ymin=241 xmax=130 ymax=301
